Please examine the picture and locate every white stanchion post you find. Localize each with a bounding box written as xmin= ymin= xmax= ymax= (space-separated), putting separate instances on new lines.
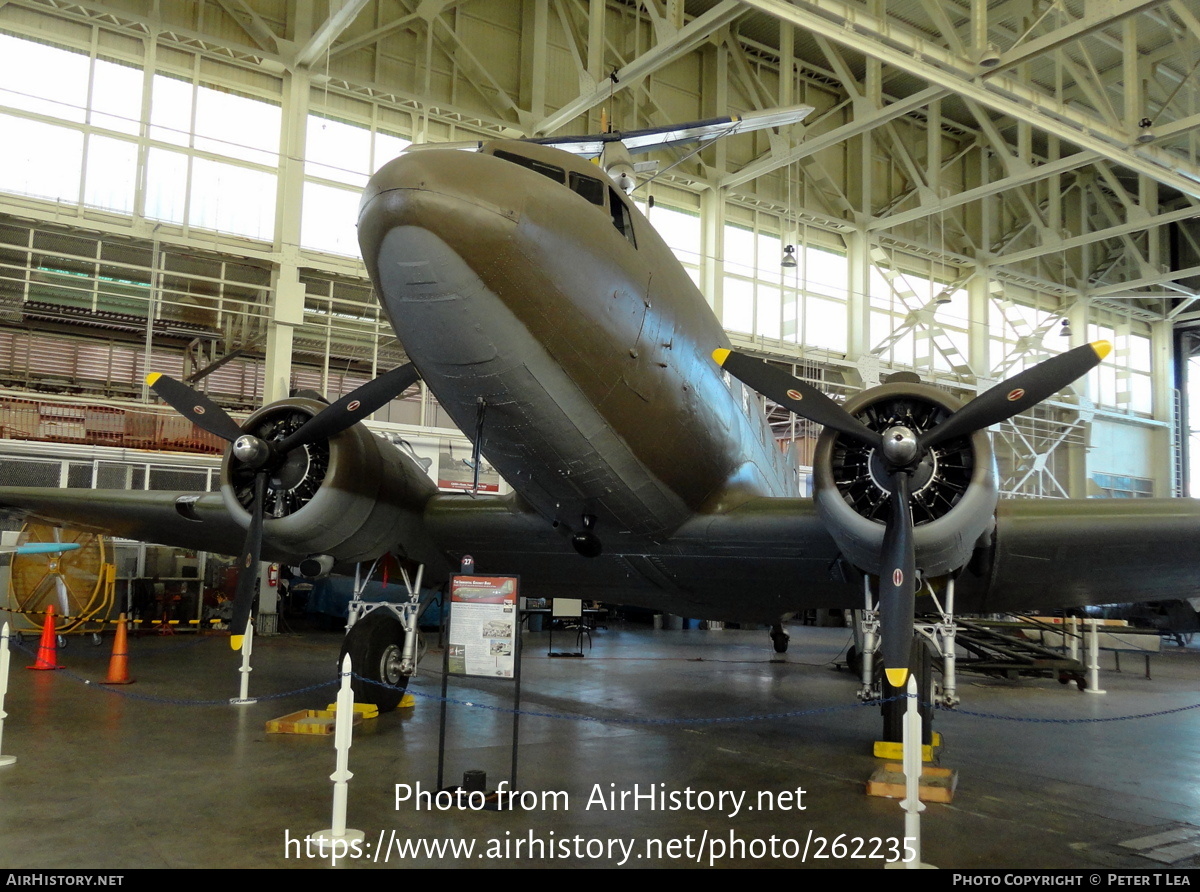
xmin=1068 ymin=616 xmax=1080 ymax=662
xmin=312 ymin=654 xmax=365 ymax=859
xmin=887 ymin=676 xmax=934 ymax=870
xmin=0 ymin=622 xmax=15 ymax=766
xmin=1085 ymin=618 xmax=1106 ymax=695
xmin=230 ymin=618 xmax=257 ymax=705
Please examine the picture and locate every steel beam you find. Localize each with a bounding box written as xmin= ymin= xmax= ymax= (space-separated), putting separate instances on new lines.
xmin=736 ymin=0 xmax=1200 ymax=199
xmin=981 ymin=0 xmax=1169 ymax=75
xmin=721 ymin=87 xmax=943 ymax=189
xmin=535 ymin=0 xmax=744 ymax=135
xmin=870 ymin=153 xmax=1098 ymax=232
xmin=1000 ymin=204 xmax=1200 ymax=266
xmin=296 ymin=0 xmax=373 ymax=68
xmin=214 ymin=0 xmax=278 ymax=53
xmin=1090 ymin=263 xmax=1200 ymax=297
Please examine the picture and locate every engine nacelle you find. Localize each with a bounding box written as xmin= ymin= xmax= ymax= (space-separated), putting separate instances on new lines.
xmin=600 ymin=141 xmax=637 ymax=193
xmin=812 ymin=382 xmax=998 ymax=577
xmin=220 ymin=398 xmax=441 ymax=567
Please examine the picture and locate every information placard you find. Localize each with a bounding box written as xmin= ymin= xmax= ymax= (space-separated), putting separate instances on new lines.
xmin=448 ymin=575 xmax=518 ymax=678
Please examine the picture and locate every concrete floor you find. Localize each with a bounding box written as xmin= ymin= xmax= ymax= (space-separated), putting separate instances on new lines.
xmin=1 ymin=620 xmax=1199 ymax=870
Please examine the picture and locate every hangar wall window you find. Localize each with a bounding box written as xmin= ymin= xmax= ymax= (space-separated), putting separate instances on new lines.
xmin=0 ymin=34 xmax=89 ymax=204
xmin=1092 ymin=473 xmax=1154 ymax=498
xmin=301 ymin=113 xmax=410 ymax=256
xmin=724 ymin=216 xmax=788 ymax=340
xmin=721 ymin=214 xmax=849 ymax=354
xmin=145 ymin=73 xmax=280 ymax=241
xmin=1088 ymin=323 xmax=1153 ymax=415
xmin=791 ymin=241 xmax=849 ymax=354
xmin=867 ymin=253 xmax=969 ymax=377
xmin=987 ymin=296 xmax=1062 ymax=374
xmin=646 ymin=203 xmax=700 ymax=287
xmin=0 ymin=32 xmax=282 ymax=242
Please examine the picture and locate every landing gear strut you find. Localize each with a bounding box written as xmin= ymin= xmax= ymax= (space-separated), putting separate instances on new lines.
xmin=853 ymin=577 xmax=882 ymax=701
xmin=915 ymin=576 xmax=959 ymax=708
xmin=341 ymin=561 xmax=426 ymax=712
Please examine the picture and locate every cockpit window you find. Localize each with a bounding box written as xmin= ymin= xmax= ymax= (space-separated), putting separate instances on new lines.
xmin=609 ymin=187 xmax=637 ymax=247
xmin=569 ymin=172 xmax=606 ymax=206
xmin=493 ymin=150 xmax=565 ymax=184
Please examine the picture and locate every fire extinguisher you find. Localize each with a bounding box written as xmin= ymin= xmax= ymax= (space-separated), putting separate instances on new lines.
xmin=267 ymin=563 xmax=280 ymax=587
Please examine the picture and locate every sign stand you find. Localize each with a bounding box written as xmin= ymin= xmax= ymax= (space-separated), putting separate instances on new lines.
xmin=435 ymin=567 xmax=522 ymax=793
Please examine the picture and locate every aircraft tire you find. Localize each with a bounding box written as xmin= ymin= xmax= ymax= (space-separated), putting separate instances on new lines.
xmin=340 ymin=610 xmax=408 ymax=712
xmin=772 ymin=624 xmax=792 ymax=653
xmin=847 ymin=645 xmax=861 ymax=676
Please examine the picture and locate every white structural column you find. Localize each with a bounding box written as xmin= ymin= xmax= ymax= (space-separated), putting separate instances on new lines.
xmin=966 ymin=271 xmax=991 ymax=377
xmin=264 ymin=67 xmax=311 ymax=404
xmin=1151 ymin=317 xmax=1177 ymax=494
xmin=701 ymin=188 xmax=725 ymax=318
xmin=845 ymin=229 xmax=871 ymax=367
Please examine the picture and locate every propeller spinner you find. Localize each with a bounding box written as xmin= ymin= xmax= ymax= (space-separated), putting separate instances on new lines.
xmin=147 ymin=363 xmax=420 ymax=649
xmin=714 ymin=341 xmax=1110 ymax=688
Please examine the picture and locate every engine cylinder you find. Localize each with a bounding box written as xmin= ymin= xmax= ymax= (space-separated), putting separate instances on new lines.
xmin=812 ymin=382 xmax=997 ymax=577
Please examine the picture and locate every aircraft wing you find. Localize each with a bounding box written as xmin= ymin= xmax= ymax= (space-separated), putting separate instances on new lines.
xmin=530 ymin=103 xmax=815 ymax=158
xmin=400 ymin=104 xmax=815 ymax=159
xmin=1 ymin=484 xmax=1197 ymax=624
xmin=421 ymin=491 xmax=1200 ymax=620
xmin=978 ymin=498 xmax=1200 ymax=612
xmin=0 ymin=488 xmax=265 ymax=561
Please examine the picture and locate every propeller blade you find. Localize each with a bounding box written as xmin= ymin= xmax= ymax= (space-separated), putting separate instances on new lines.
xmin=229 ymin=471 xmax=266 ymax=651
xmin=276 ymin=363 xmax=420 ymax=454
xmin=146 ymin=373 xmax=244 ymax=443
xmin=919 ymin=341 xmax=1110 ymax=450
xmin=713 ymin=349 xmax=882 ymax=448
xmin=879 ymin=470 xmax=916 ymax=690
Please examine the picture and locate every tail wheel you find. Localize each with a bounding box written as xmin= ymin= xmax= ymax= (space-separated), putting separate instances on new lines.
xmin=340 ymin=610 xmax=408 ymax=712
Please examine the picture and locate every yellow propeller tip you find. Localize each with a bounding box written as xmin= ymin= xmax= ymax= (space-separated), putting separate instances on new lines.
xmin=712 ymin=348 xmax=731 ymax=367
xmin=1092 ymin=340 xmax=1112 ymax=360
xmin=884 ymin=667 xmax=909 ymax=689
xmin=230 ymin=635 xmax=243 ymax=651
xmin=145 ymin=372 xmax=161 ymax=386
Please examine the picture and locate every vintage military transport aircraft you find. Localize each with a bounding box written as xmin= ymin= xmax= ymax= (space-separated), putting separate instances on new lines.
xmin=1 ymin=107 xmax=1199 ymax=706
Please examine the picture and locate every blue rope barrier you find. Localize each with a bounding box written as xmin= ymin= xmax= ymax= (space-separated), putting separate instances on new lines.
xmin=7 ymin=635 xmax=1200 ymax=725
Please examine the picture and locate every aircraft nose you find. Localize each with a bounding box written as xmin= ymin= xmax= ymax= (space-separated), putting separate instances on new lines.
xmin=358 ymin=150 xmax=520 ymax=264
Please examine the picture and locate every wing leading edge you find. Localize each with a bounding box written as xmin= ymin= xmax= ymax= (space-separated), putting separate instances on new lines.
xmin=0 ymin=488 xmax=262 ymax=562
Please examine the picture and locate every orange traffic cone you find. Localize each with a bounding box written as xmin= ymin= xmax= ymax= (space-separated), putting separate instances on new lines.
xmin=101 ymin=614 xmax=134 ymax=685
xmin=27 ymin=605 xmax=61 ymax=671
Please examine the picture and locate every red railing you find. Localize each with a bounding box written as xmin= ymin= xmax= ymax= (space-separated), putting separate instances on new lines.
xmin=0 ymin=397 xmax=225 ymax=455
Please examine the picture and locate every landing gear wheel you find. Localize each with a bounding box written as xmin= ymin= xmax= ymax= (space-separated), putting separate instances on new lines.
xmin=847 ymin=645 xmax=862 ymax=676
xmin=770 ymin=624 xmax=790 ymax=654
xmin=340 ymin=611 xmax=408 ymax=712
